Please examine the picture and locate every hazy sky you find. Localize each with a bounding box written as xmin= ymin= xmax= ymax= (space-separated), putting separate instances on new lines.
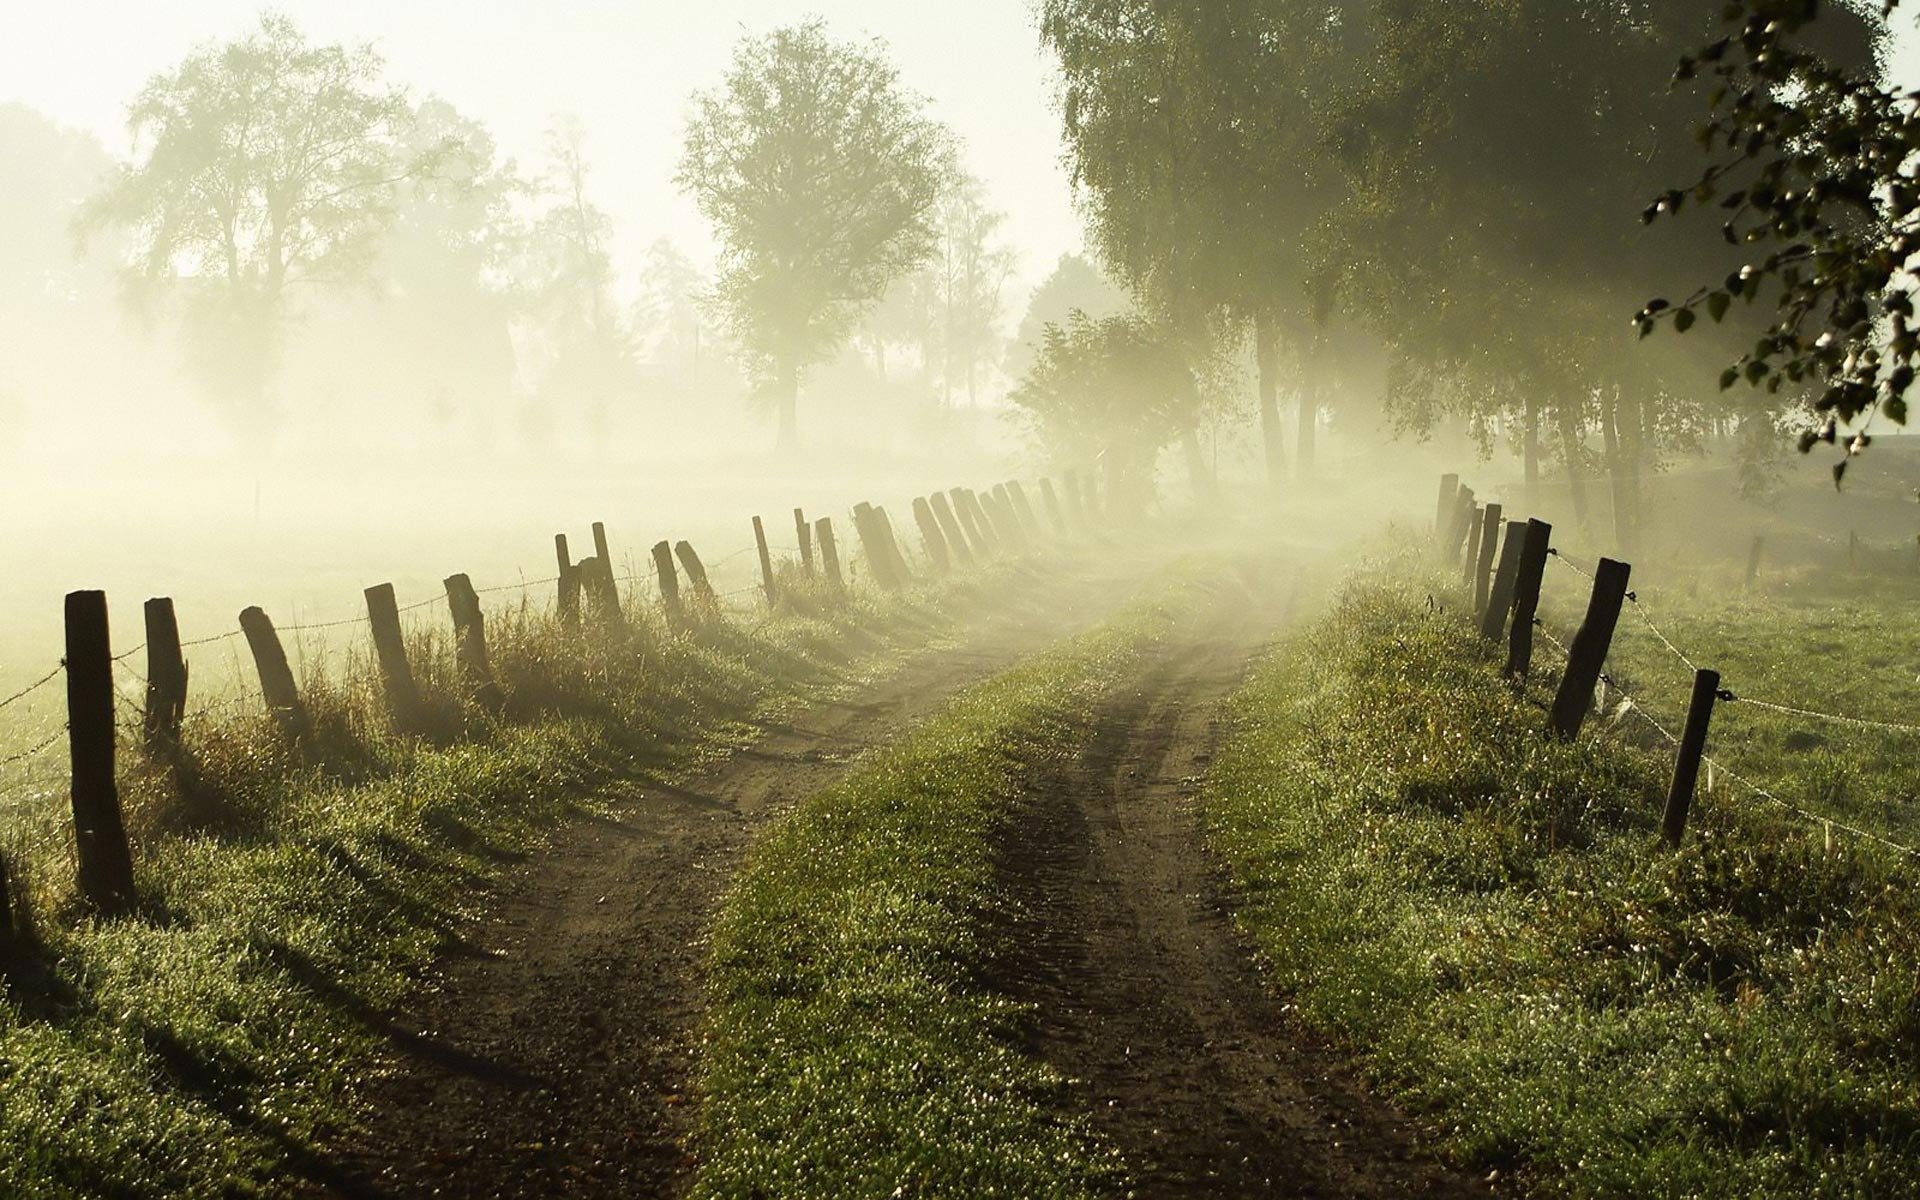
xmin=0 ymin=1 xmax=1085 ymax=304
xmin=5 ymin=4 xmax=1918 ymax=311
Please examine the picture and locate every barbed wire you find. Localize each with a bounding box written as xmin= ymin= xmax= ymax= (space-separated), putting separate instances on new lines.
xmin=0 ymin=727 xmax=65 ymax=770
xmin=181 ymin=629 xmax=244 ymax=648
xmin=1710 ymin=756 xmax=1920 ymax=860
xmin=0 ymin=664 xmax=64 ymax=713
xmin=111 ymin=642 xmax=146 ymax=663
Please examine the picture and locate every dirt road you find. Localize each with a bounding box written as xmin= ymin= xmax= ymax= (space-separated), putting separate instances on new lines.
xmin=301 ymin=558 xmax=1166 ymax=1199
xmin=991 ymin=563 xmax=1487 ymax=1199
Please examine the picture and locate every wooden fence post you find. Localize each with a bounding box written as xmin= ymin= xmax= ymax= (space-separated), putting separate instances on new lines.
xmin=443 ymin=575 xmax=500 ymax=706
xmin=1039 ymin=478 xmax=1069 ymax=535
xmin=874 ymin=506 xmax=915 ymax=582
xmin=239 ymin=606 xmax=308 ymax=739
xmin=1504 ymin=519 xmax=1554 ymax=681
xmin=1481 ymin=520 xmax=1527 ymax=640
xmin=1436 ymin=473 xmax=1460 ymax=550
xmin=591 ymin=522 xmax=626 ymax=632
xmin=555 ymin=534 xmax=581 ymax=630
xmin=1472 ymin=504 xmax=1503 ymax=616
xmin=1461 ymin=503 xmax=1485 ymax=584
xmin=752 ymin=517 xmax=778 ymax=609
xmin=66 ymin=591 xmax=135 ymax=915
xmin=929 ymin=492 xmax=974 ymax=565
xmin=913 ymin=498 xmax=952 ymax=574
xmin=1447 ymin=486 xmax=1477 ymax=564
xmin=794 ymin=508 xmax=816 ymax=575
xmin=983 ymin=489 xmax=1022 ymax=549
xmin=1663 ymin=668 xmax=1722 ymax=847
xmin=815 ymin=517 xmax=844 ymax=593
xmin=949 ymin=488 xmax=992 ymax=556
xmin=852 ymin=503 xmax=904 ymax=589
xmin=1548 ymin=557 xmax=1632 ymax=739
xmin=141 ymin=597 xmax=188 ymax=752
xmin=1745 ymin=534 xmax=1764 ymax=593
xmin=674 ymin=541 xmax=717 ymax=604
xmin=653 ymin=540 xmax=683 ymax=618
xmin=1007 ymin=481 xmax=1042 ymax=539
xmin=364 ymin=583 xmax=421 ymax=727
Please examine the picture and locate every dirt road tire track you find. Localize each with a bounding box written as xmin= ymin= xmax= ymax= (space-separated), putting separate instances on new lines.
xmin=992 ymin=571 xmax=1490 ymax=1199
xmin=298 ymin=565 xmax=1156 ymax=1200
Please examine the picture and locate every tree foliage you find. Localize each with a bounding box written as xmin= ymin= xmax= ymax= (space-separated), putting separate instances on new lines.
xmin=678 ymin=21 xmax=954 ymax=448
xmin=1636 ymin=0 xmax=1896 ymax=481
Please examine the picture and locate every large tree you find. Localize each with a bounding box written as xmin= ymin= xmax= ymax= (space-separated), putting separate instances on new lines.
xmin=79 ymin=14 xmax=446 ymax=431
xmin=678 ymin=20 xmax=954 ymax=450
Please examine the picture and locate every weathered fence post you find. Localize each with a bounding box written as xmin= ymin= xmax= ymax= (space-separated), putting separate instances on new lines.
xmin=1007 ymin=481 xmax=1042 ymax=539
xmin=794 ymin=508 xmax=815 ymax=575
xmin=141 ymin=597 xmax=188 ymax=752
xmin=239 ymin=606 xmax=308 ymax=739
xmin=982 ymin=489 xmax=1021 ymax=549
xmin=364 ymin=583 xmax=421 ymax=727
xmin=555 ymin=534 xmax=581 ymax=630
xmin=1472 ymin=504 xmax=1504 ymax=616
xmin=752 ymin=517 xmax=778 ymax=609
xmin=653 ymin=540 xmax=683 ymax=618
xmin=1548 ymin=557 xmax=1632 ymax=739
xmin=1039 ymin=478 xmax=1069 ymax=536
xmin=674 ymin=541 xmax=718 ymax=604
xmin=1481 ymin=519 xmax=1525 ymax=638
xmin=1461 ymin=503 xmax=1485 ymax=584
xmin=1435 ymin=473 xmax=1461 ymax=551
xmin=443 ymin=575 xmax=500 ymax=706
xmin=1447 ymin=486 xmax=1477 ymax=565
xmin=590 ymin=522 xmax=627 ymax=632
xmin=67 ymin=591 xmax=136 ymax=915
xmin=815 ymin=517 xmax=844 ymax=593
xmin=874 ymin=506 xmax=915 ymax=582
xmin=929 ymin=492 xmax=974 ymax=565
xmin=1745 ymin=534 xmax=1764 ymax=593
xmin=1662 ymin=668 xmax=1722 ymax=847
xmin=949 ymin=488 xmax=992 ymax=556
xmin=1504 ymin=519 xmax=1553 ymax=681
xmin=852 ymin=504 xmax=904 ymax=589
xmin=912 ymin=497 xmax=952 ymax=574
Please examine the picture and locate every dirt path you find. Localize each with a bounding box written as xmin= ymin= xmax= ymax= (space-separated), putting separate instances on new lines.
xmin=299 ymin=559 xmax=1165 ymax=1199
xmin=993 ymin=566 xmax=1490 ymax=1199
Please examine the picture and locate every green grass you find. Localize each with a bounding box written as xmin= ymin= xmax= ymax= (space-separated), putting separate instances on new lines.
xmin=1204 ymin=543 xmax=1920 ymax=1198
xmin=690 ymin=583 xmax=1200 ymax=1200
xmin=1536 ymin=556 xmax=1920 ymax=849
xmin=0 ymin=564 xmax=1031 ymax=1198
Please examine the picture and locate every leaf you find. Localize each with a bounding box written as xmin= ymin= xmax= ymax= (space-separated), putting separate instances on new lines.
xmin=1833 ymin=459 xmax=1849 ymax=490
xmin=1708 ymin=292 xmax=1731 ymax=322
xmin=1674 ymin=308 xmax=1697 ymax=333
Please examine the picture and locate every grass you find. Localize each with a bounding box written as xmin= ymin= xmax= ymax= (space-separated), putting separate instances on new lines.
xmin=1203 ymin=541 xmax=1920 ymax=1198
xmin=690 ymin=580 xmax=1201 ymax=1200
xmin=0 ymin=562 xmax=1031 ymax=1198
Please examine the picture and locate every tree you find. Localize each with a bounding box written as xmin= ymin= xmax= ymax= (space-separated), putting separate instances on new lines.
xmin=635 ymin=238 xmax=708 ymax=382
xmin=1007 ymin=253 xmax=1129 ymax=383
xmin=1636 ymin=0 xmax=1895 ymax=484
xmin=678 ymin=20 xmax=955 ymax=450
xmin=79 ymin=14 xmax=444 ymax=431
xmin=927 ymin=177 xmax=1018 ymax=407
xmin=1009 ymin=310 xmax=1198 ymax=513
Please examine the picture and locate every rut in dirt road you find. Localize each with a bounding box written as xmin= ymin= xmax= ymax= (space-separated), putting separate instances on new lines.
xmin=297 ymin=560 xmax=1168 ymax=1200
xmin=993 ymin=579 xmax=1489 ymax=1199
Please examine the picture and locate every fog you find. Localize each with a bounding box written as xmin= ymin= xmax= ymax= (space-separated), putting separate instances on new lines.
xmin=3 ymin=0 xmax=1918 ymax=709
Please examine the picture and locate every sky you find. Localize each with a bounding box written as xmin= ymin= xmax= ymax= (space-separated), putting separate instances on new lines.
xmin=0 ymin=0 xmax=1087 ymax=306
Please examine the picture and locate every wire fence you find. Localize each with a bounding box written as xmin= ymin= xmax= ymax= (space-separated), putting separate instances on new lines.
xmin=1532 ymin=554 xmax=1920 ymax=861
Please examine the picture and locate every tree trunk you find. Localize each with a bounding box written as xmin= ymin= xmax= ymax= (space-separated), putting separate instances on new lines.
xmin=1557 ymin=403 xmax=1591 ymax=532
xmin=1254 ymin=312 xmax=1286 ymax=492
xmin=776 ymin=362 xmax=799 ymax=452
xmin=1296 ymin=364 xmax=1318 ymax=478
xmin=1600 ymin=388 xmax=1634 ymax=555
xmin=1181 ymin=425 xmax=1212 ymax=502
xmin=1523 ymin=393 xmax=1541 ymax=509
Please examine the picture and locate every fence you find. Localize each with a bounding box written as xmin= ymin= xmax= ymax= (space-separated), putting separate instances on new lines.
xmin=0 ymin=468 xmax=1106 ymax=934
xmin=1436 ymin=473 xmax=1920 ymax=862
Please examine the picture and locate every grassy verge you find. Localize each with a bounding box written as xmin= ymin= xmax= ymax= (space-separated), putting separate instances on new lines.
xmin=690 ymin=582 xmax=1199 ymax=1199
xmin=1204 ymin=545 xmax=1920 ymax=1198
xmin=0 ymin=564 xmax=1026 ymax=1198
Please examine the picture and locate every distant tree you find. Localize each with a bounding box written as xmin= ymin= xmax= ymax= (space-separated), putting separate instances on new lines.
xmin=1009 ymin=310 xmax=1198 ymax=512
xmin=635 ymin=238 xmax=708 ymax=380
xmin=79 ymin=14 xmax=446 ymax=431
xmin=678 ymin=20 xmax=955 ymax=450
xmin=926 ymin=177 xmax=1018 ymax=407
xmin=1007 ymin=253 xmax=1129 ymax=383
